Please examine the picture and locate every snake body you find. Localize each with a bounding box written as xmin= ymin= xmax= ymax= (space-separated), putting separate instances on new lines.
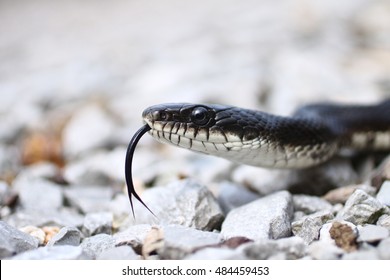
xmin=142 ymin=100 xmax=390 ymax=168
xmin=125 ymin=100 xmax=390 ymax=216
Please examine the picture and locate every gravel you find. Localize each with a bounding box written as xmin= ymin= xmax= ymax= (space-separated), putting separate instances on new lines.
xmin=46 ymin=226 xmax=82 ymax=246
xmin=336 ymin=189 xmax=389 ymax=225
xmin=82 ymin=212 xmax=113 ymax=236
xmin=220 ymin=191 xmax=293 ymax=241
xmin=126 ymin=180 xmax=224 ymax=231
xmin=291 ymin=211 xmax=334 ymax=244
xmin=1 ymin=0 xmax=390 ymax=260
xmin=80 ymin=234 xmax=116 ymax=259
xmin=10 ymin=245 xmax=89 ymax=260
xmin=0 ymin=221 xmax=39 ymax=258
xmin=377 ymin=181 xmax=390 ymax=206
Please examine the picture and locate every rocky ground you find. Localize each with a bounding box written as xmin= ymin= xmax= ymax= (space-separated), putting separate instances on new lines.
xmin=1 ymin=0 xmax=390 ymax=260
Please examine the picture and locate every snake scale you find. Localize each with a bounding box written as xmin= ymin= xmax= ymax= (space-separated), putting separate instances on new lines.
xmin=125 ymin=99 xmax=390 ymax=217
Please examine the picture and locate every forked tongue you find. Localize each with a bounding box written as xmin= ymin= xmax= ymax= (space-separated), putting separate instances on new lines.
xmin=125 ymin=124 xmax=156 ymax=219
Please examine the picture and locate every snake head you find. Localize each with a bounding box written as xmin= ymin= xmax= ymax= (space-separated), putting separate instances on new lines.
xmin=142 ymin=102 xmax=260 ymax=156
xmin=142 ymin=103 xmax=217 ymax=129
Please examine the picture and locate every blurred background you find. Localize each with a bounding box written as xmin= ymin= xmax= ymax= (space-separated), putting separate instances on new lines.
xmin=0 ymin=0 xmax=390 ymax=186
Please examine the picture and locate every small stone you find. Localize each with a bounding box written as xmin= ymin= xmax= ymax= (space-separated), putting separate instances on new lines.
xmin=342 ymin=249 xmax=380 ymax=260
xmin=62 ymin=104 xmax=118 ymax=159
xmin=323 ymin=185 xmax=376 ymax=204
xmin=377 ymin=215 xmax=390 ymax=230
xmin=336 ymin=189 xmax=388 ymax=225
xmin=141 ymin=227 xmax=164 ymax=259
xmin=13 ymin=178 xmax=63 ymax=211
xmin=46 ymin=226 xmax=82 ymax=246
xmin=221 ymin=191 xmax=293 ymax=241
xmin=308 ymin=241 xmax=343 ymax=260
xmin=5 ymin=208 xmax=84 ymax=229
xmin=80 ymin=234 xmax=116 ymax=259
xmin=0 ymin=181 xmax=16 ymax=208
xmin=231 ymin=166 xmax=291 ymax=195
xmin=10 ymin=245 xmax=89 ymax=260
xmin=129 ymin=180 xmax=224 ymax=231
xmin=157 ymin=224 xmax=220 ymax=260
xmin=232 ymin=159 xmax=358 ymax=196
xmin=377 ymin=181 xmax=390 ymax=206
xmin=0 ymin=221 xmax=39 ymax=258
xmin=19 ymin=226 xmax=46 ymax=245
xmin=293 ymin=195 xmax=333 ymax=214
xmin=371 ymin=155 xmax=390 ymax=187
xmin=64 ymin=185 xmax=113 ymax=214
xmin=357 ymin=225 xmax=389 ymax=243
xmin=64 ymin=147 xmax=126 ymax=186
xmin=185 ymin=247 xmax=247 ymax=260
xmin=97 ymin=246 xmax=139 ymax=260
xmin=216 ymin=181 xmax=260 ymax=214
xmin=292 ymin=211 xmax=334 ymax=244
xmin=42 ymin=226 xmax=61 ymax=244
xmin=328 ymin=221 xmax=358 ymax=252
xmin=378 ymin=238 xmax=390 ymax=259
xmin=82 ymin=212 xmax=113 ymax=236
xmin=114 ymin=224 xmax=153 ymax=253
xmin=244 ymin=236 xmax=307 ymax=260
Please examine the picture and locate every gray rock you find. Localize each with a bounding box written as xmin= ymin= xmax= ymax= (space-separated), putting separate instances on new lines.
xmin=114 ymin=224 xmax=153 ymax=253
xmin=232 ymin=159 xmax=358 ymax=196
xmin=293 ymin=195 xmax=333 ymax=214
xmin=64 ymin=185 xmax=113 ymax=214
xmin=129 ymin=180 xmax=224 ymax=231
xmin=62 ymin=104 xmax=118 ymax=159
xmin=96 ymin=246 xmax=139 ymax=260
xmin=337 ymin=189 xmax=388 ymax=225
xmin=231 ymin=166 xmax=292 ymax=195
xmin=47 ymin=226 xmax=82 ymax=246
xmin=19 ymin=226 xmax=46 ymax=245
xmin=14 ymin=162 xmax=60 ymax=181
xmin=64 ymin=147 xmax=126 ymax=186
xmin=13 ymin=178 xmax=63 ymax=211
xmin=378 ymin=238 xmax=390 ymax=259
xmin=185 ymin=247 xmax=247 ymax=260
xmin=158 ymin=224 xmax=220 ymax=259
xmin=0 ymin=145 xmax=20 ymax=179
xmin=221 ymin=191 xmax=293 ymax=241
xmin=0 ymin=180 xmax=17 ymax=210
xmin=292 ymin=211 xmax=334 ymax=244
xmin=377 ymin=215 xmax=390 ymax=230
xmin=82 ymin=212 xmax=113 ymax=236
xmin=0 ymin=181 xmax=9 ymax=198
xmin=308 ymin=241 xmax=343 ymax=260
xmin=342 ymin=249 xmax=380 ymax=260
xmin=10 ymin=245 xmax=89 ymax=260
xmin=244 ymin=236 xmax=307 ymax=260
xmin=80 ymin=234 xmax=116 ymax=259
xmin=5 ymin=208 xmax=84 ymax=228
xmin=357 ymin=225 xmax=389 ymax=243
xmin=377 ymin=181 xmax=390 ymax=206
xmin=323 ymin=184 xmax=377 ymax=204
xmin=216 ymin=181 xmax=260 ymax=214
xmin=0 ymin=221 xmax=39 ymax=258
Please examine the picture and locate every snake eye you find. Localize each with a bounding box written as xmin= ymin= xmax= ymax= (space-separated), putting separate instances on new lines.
xmin=160 ymin=112 xmax=168 ymax=120
xmin=191 ymin=107 xmax=209 ymax=125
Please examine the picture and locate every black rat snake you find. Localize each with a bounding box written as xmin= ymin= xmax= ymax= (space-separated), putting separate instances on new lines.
xmin=125 ymin=100 xmax=390 ymax=217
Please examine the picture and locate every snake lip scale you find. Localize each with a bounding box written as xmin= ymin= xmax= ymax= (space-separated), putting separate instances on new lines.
xmin=126 ymin=100 xmax=390 ymax=217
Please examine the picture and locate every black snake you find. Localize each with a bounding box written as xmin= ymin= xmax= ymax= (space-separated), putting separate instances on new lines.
xmin=125 ymin=100 xmax=390 ymax=217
